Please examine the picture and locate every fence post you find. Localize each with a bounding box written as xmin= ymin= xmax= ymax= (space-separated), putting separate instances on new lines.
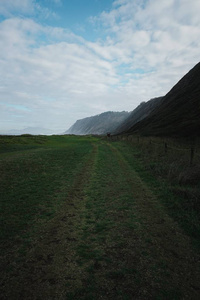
xmin=190 ymin=147 xmax=194 ymax=166
xmin=165 ymin=142 xmax=168 ymax=154
xmin=190 ymin=137 xmax=196 ymax=166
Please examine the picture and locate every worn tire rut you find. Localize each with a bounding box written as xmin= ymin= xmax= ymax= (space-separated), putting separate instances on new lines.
xmin=1 ymin=144 xmax=98 ymax=300
xmin=107 ymin=141 xmax=200 ymax=299
xmin=1 ymin=140 xmax=200 ymax=299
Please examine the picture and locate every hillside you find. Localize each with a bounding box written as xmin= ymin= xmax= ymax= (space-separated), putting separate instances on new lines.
xmin=125 ymin=62 xmax=200 ymax=137
xmin=65 ymin=111 xmax=130 ymax=135
xmin=115 ymin=97 xmax=163 ymax=134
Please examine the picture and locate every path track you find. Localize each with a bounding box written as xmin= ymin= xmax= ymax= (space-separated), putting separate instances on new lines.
xmin=1 ymin=140 xmax=200 ymax=299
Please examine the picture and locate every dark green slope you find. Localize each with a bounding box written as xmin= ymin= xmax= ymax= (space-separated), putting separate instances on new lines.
xmin=115 ymin=97 xmax=164 ymax=134
xmin=126 ymin=62 xmax=200 ymax=137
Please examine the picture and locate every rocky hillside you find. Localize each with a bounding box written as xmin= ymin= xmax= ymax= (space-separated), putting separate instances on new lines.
xmin=124 ymin=62 xmax=200 ymax=137
xmin=65 ymin=111 xmax=130 ymax=135
xmin=115 ymin=97 xmax=163 ymax=134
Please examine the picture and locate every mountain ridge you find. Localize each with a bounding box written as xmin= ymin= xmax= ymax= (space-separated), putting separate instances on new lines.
xmin=65 ymin=111 xmax=130 ymax=135
xmin=115 ymin=97 xmax=164 ymax=134
xmin=124 ymin=62 xmax=200 ymax=137
xmin=1 ymin=127 xmax=55 ymax=135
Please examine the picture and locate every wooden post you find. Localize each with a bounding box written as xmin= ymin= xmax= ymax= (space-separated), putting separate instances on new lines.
xmin=165 ymin=142 xmax=168 ymax=154
xmin=190 ymin=137 xmax=196 ymax=166
xmin=190 ymin=147 xmax=194 ymax=166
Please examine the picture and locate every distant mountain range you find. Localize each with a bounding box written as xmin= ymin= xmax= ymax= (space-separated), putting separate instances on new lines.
xmin=1 ymin=127 xmax=54 ymax=135
xmin=65 ymin=97 xmax=165 ymax=137
xmin=5 ymin=62 xmax=198 ymax=138
xmin=65 ymin=111 xmax=130 ymax=135
xmin=66 ymin=62 xmax=200 ymax=138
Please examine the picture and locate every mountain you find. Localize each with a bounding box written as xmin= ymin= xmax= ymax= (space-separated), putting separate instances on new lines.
xmin=124 ymin=62 xmax=200 ymax=137
xmin=2 ymin=127 xmax=54 ymax=135
xmin=65 ymin=111 xmax=130 ymax=135
xmin=115 ymin=97 xmax=164 ymax=134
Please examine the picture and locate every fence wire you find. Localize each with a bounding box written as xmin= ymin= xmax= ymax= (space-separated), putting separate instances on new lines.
xmin=109 ymin=135 xmax=200 ymax=166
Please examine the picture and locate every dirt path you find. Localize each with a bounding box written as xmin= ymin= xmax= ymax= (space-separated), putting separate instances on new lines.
xmin=1 ymin=140 xmax=200 ymax=299
xmin=1 ymin=144 xmax=98 ymax=299
xmin=107 ymin=142 xmax=200 ymax=298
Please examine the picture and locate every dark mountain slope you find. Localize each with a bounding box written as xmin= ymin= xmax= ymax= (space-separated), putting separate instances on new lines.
xmin=65 ymin=111 xmax=130 ymax=135
xmin=126 ymin=62 xmax=200 ymax=137
xmin=115 ymin=97 xmax=164 ymax=134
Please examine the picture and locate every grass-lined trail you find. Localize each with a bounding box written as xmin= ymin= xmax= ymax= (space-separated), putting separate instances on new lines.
xmin=0 ymin=135 xmax=200 ymax=299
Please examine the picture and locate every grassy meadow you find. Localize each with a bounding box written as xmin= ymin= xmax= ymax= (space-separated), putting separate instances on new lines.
xmin=0 ymin=134 xmax=200 ymax=299
xmin=112 ymin=135 xmax=200 ymax=246
xmin=0 ymin=135 xmax=96 ymax=250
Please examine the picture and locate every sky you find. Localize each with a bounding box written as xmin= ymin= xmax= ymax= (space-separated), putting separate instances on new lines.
xmin=0 ymin=0 xmax=200 ymax=133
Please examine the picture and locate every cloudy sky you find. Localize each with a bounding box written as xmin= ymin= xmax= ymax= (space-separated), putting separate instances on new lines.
xmin=0 ymin=0 xmax=200 ymax=133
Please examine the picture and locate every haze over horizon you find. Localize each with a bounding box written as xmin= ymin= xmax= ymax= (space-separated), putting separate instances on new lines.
xmin=0 ymin=0 xmax=200 ymax=134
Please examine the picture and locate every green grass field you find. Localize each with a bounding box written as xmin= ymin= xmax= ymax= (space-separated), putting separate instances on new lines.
xmin=0 ymin=135 xmax=97 ymax=249
xmin=1 ymin=135 xmax=200 ymax=299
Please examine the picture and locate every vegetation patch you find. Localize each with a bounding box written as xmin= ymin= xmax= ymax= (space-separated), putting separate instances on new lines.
xmin=113 ymin=136 xmax=200 ymax=248
xmin=1 ymin=135 xmax=200 ymax=299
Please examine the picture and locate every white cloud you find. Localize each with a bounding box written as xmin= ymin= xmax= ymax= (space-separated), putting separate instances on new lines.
xmin=0 ymin=0 xmax=200 ymax=132
xmin=0 ymin=17 xmax=120 ymax=131
xmin=0 ymin=0 xmax=59 ymax=20
xmin=91 ymin=0 xmax=200 ymax=74
xmin=0 ymin=0 xmax=34 ymax=17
